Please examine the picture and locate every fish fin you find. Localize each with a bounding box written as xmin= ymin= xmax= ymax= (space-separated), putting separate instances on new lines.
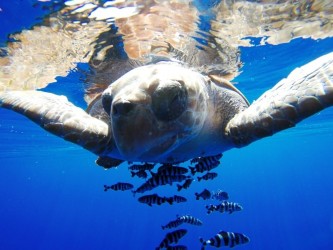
xmin=177 ymin=184 xmax=182 ymax=192
xmin=189 ymin=166 xmax=196 ymax=175
xmin=199 ymin=237 xmax=207 ymax=250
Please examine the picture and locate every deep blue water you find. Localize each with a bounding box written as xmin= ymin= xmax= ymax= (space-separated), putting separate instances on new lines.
xmin=1 ymin=1 xmax=333 ymax=250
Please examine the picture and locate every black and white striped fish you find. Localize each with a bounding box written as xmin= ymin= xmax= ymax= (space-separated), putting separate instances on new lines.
xmin=133 ymin=174 xmax=189 ymax=194
xmin=132 ymin=181 xmax=153 ymax=195
xmin=150 ymin=174 xmax=189 ymax=187
xmin=162 ymin=214 xmax=202 ymax=230
xmin=156 ymin=229 xmax=187 ymax=250
xmin=189 ymin=154 xmax=222 ymax=175
xmin=177 ymin=178 xmax=194 ymax=192
xmin=131 ymin=169 xmax=148 ymax=179
xmin=206 ymin=201 xmax=243 ymax=214
xmin=170 ymin=195 xmax=187 ymax=204
xmin=103 ymin=182 xmax=134 ymax=192
xmin=138 ymin=194 xmax=171 ymax=206
xmin=212 ymin=190 xmax=229 ymax=201
xmin=200 ymin=231 xmax=250 ymax=249
xmin=155 ymin=164 xmax=189 ymax=176
xmin=128 ymin=163 xmax=155 ymax=171
xmin=190 ymin=154 xmax=223 ymax=164
xmin=178 ymin=215 xmax=203 ymax=226
xmin=162 ymin=218 xmax=184 ymax=230
xmin=197 ymin=172 xmax=218 ymax=182
xmin=195 ymin=189 xmax=211 ymax=200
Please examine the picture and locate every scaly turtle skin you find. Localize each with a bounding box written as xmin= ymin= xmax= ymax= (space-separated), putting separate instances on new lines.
xmin=0 ymin=53 xmax=333 ymax=167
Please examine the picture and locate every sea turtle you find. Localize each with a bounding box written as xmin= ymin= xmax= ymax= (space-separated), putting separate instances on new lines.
xmin=0 ymin=52 xmax=332 ymax=168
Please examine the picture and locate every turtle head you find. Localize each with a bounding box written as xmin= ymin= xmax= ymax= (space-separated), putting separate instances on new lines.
xmin=101 ymin=63 xmax=208 ymax=162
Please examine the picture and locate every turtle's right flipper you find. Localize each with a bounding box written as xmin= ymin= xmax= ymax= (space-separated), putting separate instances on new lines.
xmin=226 ymin=52 xmax=333 ymax=147
xmin=0 ymin=91 xmax=110 ymax=154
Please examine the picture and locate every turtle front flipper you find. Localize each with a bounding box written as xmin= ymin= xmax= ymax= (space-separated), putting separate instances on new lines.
xmin=0 ymin=91 xmax=110 ymax=154
xmin=226 ymin=52 xmax=333 ymax=147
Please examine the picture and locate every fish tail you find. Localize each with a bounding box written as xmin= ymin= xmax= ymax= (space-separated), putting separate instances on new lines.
xmin=177 ymin=184 xmax=182 ymax=192
xmin=195 ymin=193 xmax=199 ymax=200
xmin=197 ymin=177 xmax=201 ymax=182
xmin=103 ymin=185 xmax=108 ymax=192
xmin=130 ymin=171 xmax=136 ymax=177
xmin=199 ymin=237 xmax=206 ymax=245
xmin=189 ymin=166 xmax=196 ymax=175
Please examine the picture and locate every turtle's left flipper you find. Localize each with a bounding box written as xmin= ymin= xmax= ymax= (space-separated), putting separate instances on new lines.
xmin=226 ymin=52 xmax=333 ymax=147
xmin=0 ymin=91 xmax=110 ymax=154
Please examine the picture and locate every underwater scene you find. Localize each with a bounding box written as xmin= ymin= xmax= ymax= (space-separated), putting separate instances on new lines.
xmin=0 ymin=0 xmax=333 ymax=249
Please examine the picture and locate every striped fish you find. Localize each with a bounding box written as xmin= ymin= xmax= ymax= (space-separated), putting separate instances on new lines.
xmin=162 ymin=218 xmax=184 ymax=230
xmin=200 ymin=231 xmax=250 ymax=249
xmin=103 ymin=182 xmax=133 ymax=192
xmin=162 ymin=214 xmax=202 ymax=230
xmin=170 ymin=195 xmax=187 ymax=204
xmin=138 ymin=194 xmax=171 ymax=206
xmin=150 ymin=174 xmax=189 ymax=186
xmin=133 ymin=174 xmax=189 ymax=194
xmin=195 ymin=189 xmax=211 ymax=200
xmin=197 ymin=172 xmax=218 ymax=182
xmin=156 ymin=229 xmax=187 ymax=250
xmin=177 ymin=178 xmax=194 ymax=192
xmin=178 ymin=215 xmax=203 ymax=226
xmin=128 ymin=163 xmax=155 ymax=171
xmin=189 ymin=154 xmax=222 ymax=175
xmin=190 ymin=153 xmax=223 ymax=164
xmin=206 ymin=201 xmax=243 ymax=214
xmin=132 ymin=181 xmax=154 ymax=195
xmin=155 ymin=165 xmax=189 ymax=176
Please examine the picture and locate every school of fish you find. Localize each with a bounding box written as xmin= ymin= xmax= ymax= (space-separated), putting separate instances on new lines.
xmin=103 ymin=154 xmax=249 ymax=249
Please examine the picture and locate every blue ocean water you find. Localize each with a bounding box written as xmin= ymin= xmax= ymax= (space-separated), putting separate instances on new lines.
xmin=1 ymin=1 xmax=333 ymax=250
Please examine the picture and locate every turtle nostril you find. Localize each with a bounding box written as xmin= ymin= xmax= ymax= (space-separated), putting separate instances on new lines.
xmin=112 ymin=101 xmax=136 ymax=116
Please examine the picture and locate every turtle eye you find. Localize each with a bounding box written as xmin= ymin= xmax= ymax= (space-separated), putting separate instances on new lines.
xmin=152 ymin=80 xmax=188 ymax=121
xmin=102 ymin=90 xmax=113 ymax=115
